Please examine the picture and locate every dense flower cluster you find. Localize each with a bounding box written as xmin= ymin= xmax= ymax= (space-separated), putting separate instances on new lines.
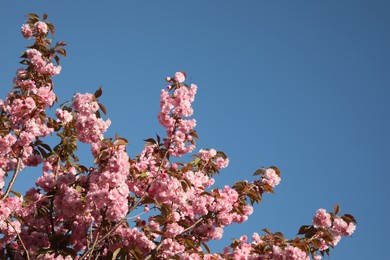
xmin=158 ymin=74 xmax=197 ymax=157
xmin=0 ymin=14 xmax=356 ymax=259
xmin=72 ymin=93 xmax=111 ymax=144
xmin=26 ymin=49 xmax=62 ymax=76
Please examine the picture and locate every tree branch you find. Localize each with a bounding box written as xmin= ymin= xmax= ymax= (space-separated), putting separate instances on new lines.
xmin=6 ymin=218 xmax=30 ymax=260
xmin=1 ymin=157 xmax=22 ymax=200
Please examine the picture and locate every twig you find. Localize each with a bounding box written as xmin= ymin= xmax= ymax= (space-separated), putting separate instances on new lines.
xmin=6 ymin=218 xmax=30 ymax=260
xmin=1 ymin=157 xmax=22 ymax=200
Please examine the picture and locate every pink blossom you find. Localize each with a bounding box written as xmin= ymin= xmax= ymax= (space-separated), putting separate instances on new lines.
xmin=73 ymin=96 xmax=111 ymax=143
xmin=330 ymin=217 xmax=351 ymax=236
xmin=17 ymin=79 xmax=36 ymax=91
xmin=175 ymin=71 xmax=186 ymax=83
xmin=252 ymin=232 xmax=261 ymax=243
xmin=160 ymin=238 xmax=185 ymax=257
xmin=332 ymin=235 xmax=342 ymax=246
xmin=56 ymin=108 xmax=73 ymax=123
xmin=16 ymin=68 xmax=28 ymax=79
xmin=0 ymin=169 xmax=5 ymax=189
xmin=216 ymin=157 xmax=229 ymax=169
xmin=313 ymin=208 xmax=332 ymax=228
xmin=0 ymin=134 xmax=17 ymax=154
xmin=21 ymin=24 xmax=32 ymax=39
xmin=34 ymin=21 xmax=48 ymax=35
xmin=165 ymin=223 xmax=184 ymax=238
xmin=198 ymin=149 xmax=217 ymax=161
xmin=345 ymin=222 xmax=356 ymax=236
xmin=72 ymin=93 xmax=99 ymax=115
xmin=262 ymin=168 xmax=281 ymax=188
xmin=242 ymin=205 xmax=254 ymax=216
xmin=36 ymin=86 xmax=56 ymax=107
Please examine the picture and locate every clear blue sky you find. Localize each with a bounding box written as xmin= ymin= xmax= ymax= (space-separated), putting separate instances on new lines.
xmin=0 ymin=1 xmax=389 ymax=259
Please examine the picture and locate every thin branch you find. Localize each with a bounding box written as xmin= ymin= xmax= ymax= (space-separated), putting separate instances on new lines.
xmin=1 ymin=157 xmax=22 ymax=200
xmin=182 ymin=216 xmax=204 ymax=234
xmin=6 ymin=218 xmax=30 ymax=260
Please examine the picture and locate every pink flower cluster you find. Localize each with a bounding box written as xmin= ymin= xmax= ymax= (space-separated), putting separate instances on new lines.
xmin=26 ymin=49 xmax=61 ymax=76
xmin=330 ymin=217 xmax=356 ymax=236
xmin=87 ymin=141 xmax=130 ymax=222
xmin=20 ymin=22 xmax=48 ymax=40
xmin=313 ymin=208 xmax=356 ymax=236
xmin=158 ymin=74 xmax=197 ymax=156
xmin=224 ymin=235 xmax=312 ymax=259
xmin=56 ymin=108 xmax=73 ymax=123
xmin=272 ymin=245 xmax=310 ymax=260
xmin=198 ymin=149 xmax=229 ymax=169
xmin=313 ymin=209 xmax=332 ymax=228
xmin=33 ymin=21 xmax=48 ymax=35
xmin=110 ymin=227 xmax=156 ymax=256
xmin=0 ymin=28 xmax=62 ymax=190
xmin=72 ymin=93 xmax=111 ymax=144
xmin=21 ymin=24 xmax=33 ymax=39
xmin=0 ymin=196 xmax=23 ymax=249
xmin=262 ymin=168 xmax=281 ymax=188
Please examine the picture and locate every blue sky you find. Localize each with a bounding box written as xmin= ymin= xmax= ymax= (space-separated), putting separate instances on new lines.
xmin=0 ymin=1 xmax=389 ymax=259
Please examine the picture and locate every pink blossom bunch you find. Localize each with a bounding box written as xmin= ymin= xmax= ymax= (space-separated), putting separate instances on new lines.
xmin=158 ymin=78 xmax=197 ymax=156
xmin=72 ymin=93 xmax=111 ymax=143
xmin=21 ymin=24 xmax=33 ymax=39
xmin=33 ymin=21 xmax=48 ymax=35
xmin=262 ymin=167 xmax=281 ymax=188
xmin=198 ymin=148 xmax=230 ymax=170
xmin=330 ymin=217 xmax=356 ymax=236
xmin=110 ymin=227 xmax=156 ymax=256
xmin=272 ymin=245 xmax=310 ymax=260
xmin=0 ymin=196 xmax=23 ymax=248
xmin=56 ymin=108 xmax=73 ymax=123
xmin=313 ymin=209 xmax=332 ymax=228
xmin=26 ymin=49 xmax=62 ymax=76
xmin=175 ymin=71 xmax=186 ymax=83
xmin=86 ymin=141 xmax=130 ymax=222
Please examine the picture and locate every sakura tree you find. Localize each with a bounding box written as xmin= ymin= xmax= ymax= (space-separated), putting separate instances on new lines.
xmin=0 ymin=14 xmax=356 ymax=260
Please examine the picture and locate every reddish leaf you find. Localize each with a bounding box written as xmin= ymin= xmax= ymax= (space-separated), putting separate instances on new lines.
xmin=94 ymin=86 xmax=103 ymax=98
xmin=334 ymin=204 xmax=340 ymax=215
xmin=99 ymin=103 xmax=107 ymax=115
